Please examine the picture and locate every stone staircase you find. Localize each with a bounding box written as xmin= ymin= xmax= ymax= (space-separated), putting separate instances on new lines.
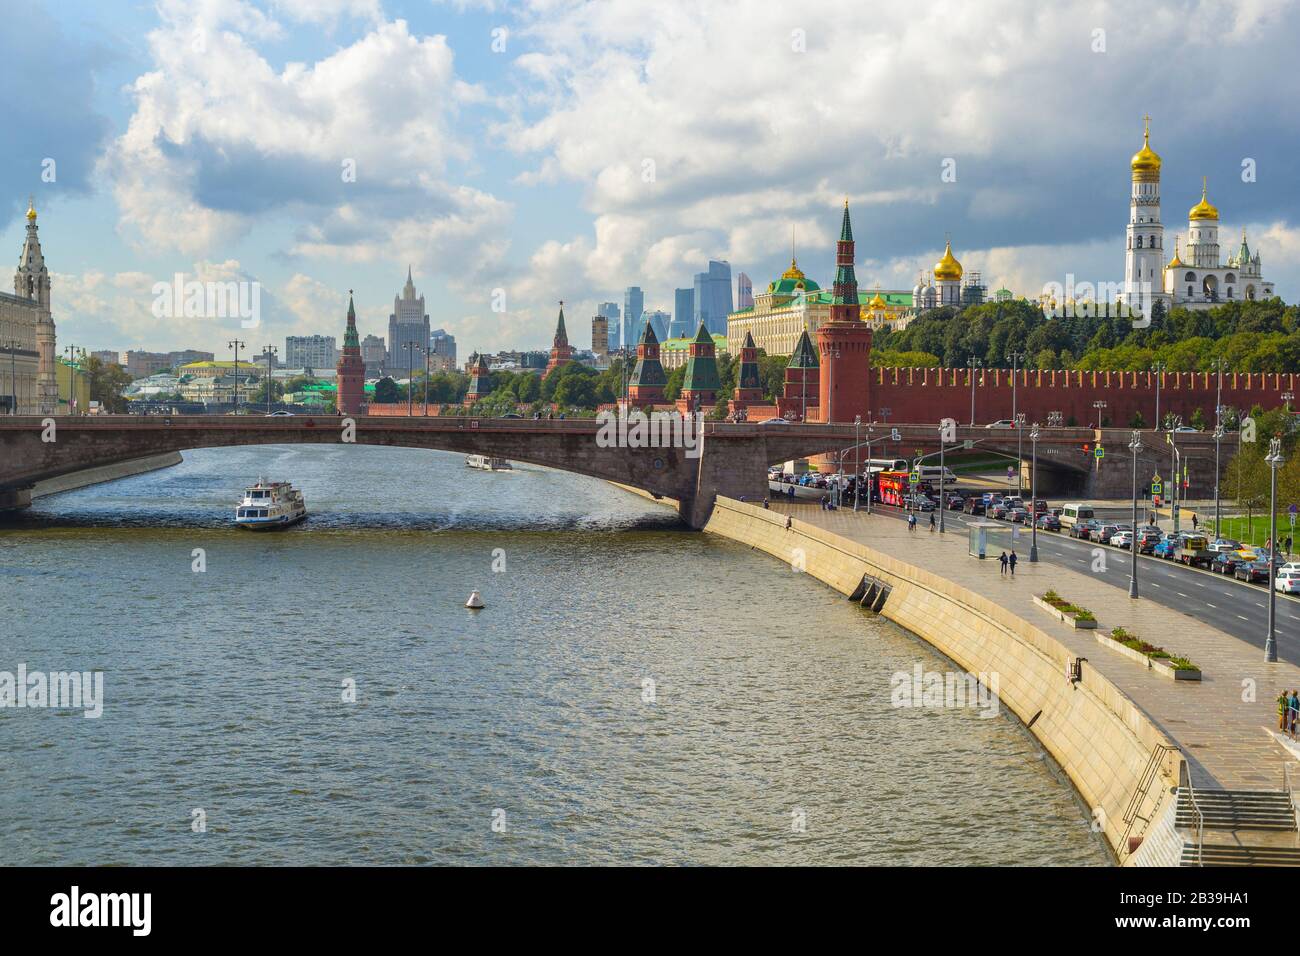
xmin=1177 ymin=789 xmax=1300 ymax=866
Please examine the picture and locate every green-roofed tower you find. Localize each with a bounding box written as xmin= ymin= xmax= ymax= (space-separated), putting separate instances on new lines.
xmin=678 ymin=321 xmax=721 ymax=414
xmin=627 ymin=320 xmax=666 ymax=405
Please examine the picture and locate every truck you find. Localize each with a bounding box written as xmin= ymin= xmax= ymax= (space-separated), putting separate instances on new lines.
xmin=1173 ymin=535 xmax=1214 ymax=569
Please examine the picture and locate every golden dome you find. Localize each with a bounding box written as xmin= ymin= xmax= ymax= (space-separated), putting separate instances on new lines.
xmin=1189 ymin=178 xmax=1219 ymax=221
xmin=1130 ymin=128 xmax=1162 ymax=182
xmin=1167 ymin=236 xmax=1184 ymax=269
xmin=868 ymin=290 xmax=888 ymax=309
xmin=781 ymin=256 xmax=805 ymax=281
xmin=25 ymin=198 xmax=36 ymax=221
xmin=933 ymin=239 xmax=963 ymax=281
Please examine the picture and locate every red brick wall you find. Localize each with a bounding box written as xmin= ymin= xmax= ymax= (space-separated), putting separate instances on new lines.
xmin=871 ymin=368 xmax=1299 ymax=426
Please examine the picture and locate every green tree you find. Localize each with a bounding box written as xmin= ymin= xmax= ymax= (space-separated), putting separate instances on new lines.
xmin=83 ymin=356 xmax=134 ymax=413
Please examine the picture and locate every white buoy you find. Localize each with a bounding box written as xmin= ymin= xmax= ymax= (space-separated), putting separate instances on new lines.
xmin=465 ymin=590 xmax=485 ymax=609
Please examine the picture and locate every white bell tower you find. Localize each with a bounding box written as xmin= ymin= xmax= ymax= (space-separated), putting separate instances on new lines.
xmin=1121 ymin=116 xmax=1169 ymax=314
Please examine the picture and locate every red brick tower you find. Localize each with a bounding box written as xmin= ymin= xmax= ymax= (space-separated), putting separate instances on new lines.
xmin=463 ymin=353 xmax=490 ymax=406
xmin=816 ymin=200 xmax=872 ymax=423
xmin=776 ymin=329 xmax=820 ymax=421
xmin=729 ymin=330 xmax=764 ymax=414
xmin=336 ymin=290 xmax=366 ymax=415
xmin=544 ymin=300 xmax=574 ymax=377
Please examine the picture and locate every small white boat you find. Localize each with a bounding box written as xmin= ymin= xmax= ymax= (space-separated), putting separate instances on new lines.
xmin=466 ymin=455 xmax=512 ymax=471
xmin=466 ymin=590 xmax=485 ymax=609
xmin=235 ymin=478 xmax=307 ymax=530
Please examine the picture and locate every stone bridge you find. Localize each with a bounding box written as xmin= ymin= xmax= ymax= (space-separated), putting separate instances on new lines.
xmin=0 ymin=415 xmax=1238 ymax=527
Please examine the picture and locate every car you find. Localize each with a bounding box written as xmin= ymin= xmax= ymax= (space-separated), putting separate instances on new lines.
xmin=906 ymin=495 xmax=935 ymax=512
xmin=984 ymin=420 xmax=1016 ymax=429
xmin=1095 ymin=524 xmax=1125 ymax=545
xmin=1276 ymin=570 xmax=1300 ymax=594
xmin=1211 ymin=553 xmax=1241 ymax=575
xmin=1008 ymin=508 xmax=1031 ymax=524
xmin=990 ymin=503 xmax=1011 ymax=520
xmin=264 ymin=410 xmax=294 ymax=416
xmin=1070 ymin=519 xmax=1102 ymax=540
xmin=758 ymin=417 xmax=791 ymax=425
xmin=946 ymin=494 xmax=964 ymax=510
xmin=1036 ymin=513 xmax=1061 ymax=532
xmin=1135 ymin=529 xmax=1162 ymax=554
xmin=1030 ymin=499 xmax=1050 ymax=514
xmin=1173 ymin=425 xmax=1200 ymax=433
xmin=1153 ymin=535 xmax=1180 ymax=559
xmin=1209 ymin=538 xmax=1242 ymax=554
xmin=963 ymin=498 xmax=985 ymax=515
xmin=501 ymin=412 xmax=524 ymax=418
xmin=1280 ymin=562 xmax=1300 ymax=574
xmin=1111 ymin=530 xmax=1134 ymax=549
xmin=1231 ymin=548 xmax=1260 ymax=564
xmin=1236 ymin=561 xmax=1272 ymax=584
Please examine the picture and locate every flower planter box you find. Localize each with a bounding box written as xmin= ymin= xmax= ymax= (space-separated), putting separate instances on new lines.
xmin=1032 ymin=595 xmax=1097 ymax=629
xmin=1095 ymin=632 xmax=1202 ymax=681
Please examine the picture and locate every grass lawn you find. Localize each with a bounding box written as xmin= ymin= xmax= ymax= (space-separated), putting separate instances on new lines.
xmin=1208 ymin=514 xmax=1299 ymax=550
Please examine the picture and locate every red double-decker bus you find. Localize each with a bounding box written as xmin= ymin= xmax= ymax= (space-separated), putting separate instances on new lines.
xmin=877 ymin=471 xmax=909 ymax=507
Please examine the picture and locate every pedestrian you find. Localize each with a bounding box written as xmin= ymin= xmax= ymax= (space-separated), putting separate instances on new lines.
xmin=908 ymin=513 xmax=917 ymax=532
xmin=1287 ymin=535 xmax=1294 ymax=556
xmin=1191 ymin=513 xmax=1198 ymax=531
xmin=763 ymin=497 xmax=770 ymax=510
xmin=1008 ymin=550 xmax=1018 ymax=576
xmin=1279 ymin=689 xmax=1292 ymax=731
xmin=998 ymin=551 xmax=1008 ymax=575
xmin=929 ymin=512 xmax=936 ymax=532
xmin=1290 ymin=689 xmax=1300 ymax=737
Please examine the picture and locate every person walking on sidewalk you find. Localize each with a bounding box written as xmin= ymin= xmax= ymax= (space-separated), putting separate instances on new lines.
xmin=1191 ymin=513 xmax=1198 ymax=531
xmin=998 ymin=551 xmax=1008 ymax=575
xmin=1008 ymin=550 xmax=1018 ymax=576
xmin=1290 ymin=689 xmax=1300 ymax=737
xmin=928 ymin=512 xmax=936 ymax=533
xmin=908 ymin=513 xmax=917 ymax=532
xmin=1279 ymin=689 xmax=1292 ymax=731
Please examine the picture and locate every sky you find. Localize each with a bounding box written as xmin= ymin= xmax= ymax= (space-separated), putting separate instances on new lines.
xmin=5 ymin=0 xmax=1300 ymax=364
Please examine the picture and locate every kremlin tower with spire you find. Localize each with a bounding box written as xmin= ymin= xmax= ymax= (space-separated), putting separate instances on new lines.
xmin=336 ymin=291 xmax=366 ymax=415
xmin=545 ymin=301 xmax=574 ymax=377
xmin=815 ymin=200 xmax=872 ymax=423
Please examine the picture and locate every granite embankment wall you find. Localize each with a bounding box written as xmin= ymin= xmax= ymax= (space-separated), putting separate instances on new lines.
xmin=704 ymin=496 xmax=1184 ymax=864
xmin=31 ymin=452 xmax=183 ymax=499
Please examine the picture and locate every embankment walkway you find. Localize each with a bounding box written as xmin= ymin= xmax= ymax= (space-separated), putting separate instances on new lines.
xmin=769 ymin=500 xmax=1298 ymax=791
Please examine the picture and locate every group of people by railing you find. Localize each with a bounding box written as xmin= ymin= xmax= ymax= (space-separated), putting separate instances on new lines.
xmin=1278 ymin=689 xmax=1300 ymax=739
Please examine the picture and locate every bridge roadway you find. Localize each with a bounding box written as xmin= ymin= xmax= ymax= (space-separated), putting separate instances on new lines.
xmin=0 ymin=415 xmax=1234 ymax=525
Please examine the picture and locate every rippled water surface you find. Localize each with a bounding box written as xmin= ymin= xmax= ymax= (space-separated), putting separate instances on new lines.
xmin=0 ymin=445 xmax=1110 ymax=865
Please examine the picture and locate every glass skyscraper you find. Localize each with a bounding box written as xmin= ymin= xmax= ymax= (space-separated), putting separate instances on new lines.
xmin=672 ymin=288 xmax=694 ymax=338
xmin=623 ymin=287 xmax=643 ymax=352
xmin=598 ymin=301 xmax=621 ymax=352
xmin=693 ymin=260 xmax=733 ymax=336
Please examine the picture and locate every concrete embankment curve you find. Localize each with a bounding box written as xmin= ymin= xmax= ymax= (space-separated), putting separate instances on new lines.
xmin=704 ymin=496 xmax=1184 ymax=864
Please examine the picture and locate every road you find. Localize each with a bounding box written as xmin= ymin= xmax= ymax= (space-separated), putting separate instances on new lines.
xmin=861 ymin=501 xmax=1299 ymax=664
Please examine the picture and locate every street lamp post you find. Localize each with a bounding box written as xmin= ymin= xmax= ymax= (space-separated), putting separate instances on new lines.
xmin=1007 ymin=351 xmax=1024 ymax=493
xmin=1030 ymin=424 xmax=1040 ymax=561
xmin=1015 ymin=411 xmax=1026 ymax=495
xmin=1168 ymin=416 xmax=1181 ymax=533
xmin=1151 ymin=362 xmax=1166 ymax=430
xmin=227 ymin=339 xmax=245 ymax=412
xmin=1265 ymin=437 xmax=1283 ymax=663
xmin=1128 ymin=430 xmax=1142 ymax=598
xmin=403 ymin=343 xmax=421 ymax=417
xmin=938 ymin=421 xmax=947 ymax=534
xmin=854 ymin=415 xmax=862 ymax=512
xmin=263 ymin=345 xmax=278 ymax=414
xmin=1213 ymin=423 xmax=1224 ymax=535
xmin=968 ymin=357 xmax=981 ymax=426
xmin=3 ymin=340 xmax=17 ymax=414
xmin=1092 ymin=400 xmax=1108 ymax=431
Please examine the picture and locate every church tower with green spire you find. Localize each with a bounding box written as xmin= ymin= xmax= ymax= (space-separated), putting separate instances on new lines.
xmin=728 ymin=330 xmax=763 ymax=414
xmin=776 ymin=328 xmax=820 ymax=421
xmin=336 ymin=290 xmax=366 ymax=415
xmin=627 ymin=320 xmax=667 ymax=407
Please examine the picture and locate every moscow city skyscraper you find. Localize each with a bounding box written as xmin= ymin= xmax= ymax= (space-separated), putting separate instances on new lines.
xmin=623 ymin=286 xmax=644 ymax=353
xmin=693 ymin=260 xmax=733 ymax=336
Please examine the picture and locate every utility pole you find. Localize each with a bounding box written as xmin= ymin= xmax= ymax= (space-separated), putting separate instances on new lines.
xmin=1006 ymin=351 xmax=1025 ymax=495
xmin=1265 ymin=437 xmax=1283 ymax=662
xmin=1213 ymin=423 xmax=1224 ymax=535
xmin=1030 ymin=424 xmax=1040 ymax=561
xmin=403 ymin=342 xmax=421 ymax=417
xmin=1093 ymin=400 xmax=1108 ymax=431
xmin=1128 ymin=430 xmax=1142 ymax=598
xmin=3 ymin=340 xmax=17 ymax=414
xmin=968 ymin=357 xmax=981 ymax=426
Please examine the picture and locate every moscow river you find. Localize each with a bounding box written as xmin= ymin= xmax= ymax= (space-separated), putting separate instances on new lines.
xmin=0 ymin=445 xmax=1110 ymax=865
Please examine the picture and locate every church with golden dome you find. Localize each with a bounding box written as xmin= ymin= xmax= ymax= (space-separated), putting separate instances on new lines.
xmin=1120 ymin=117 xmax=1273 ymax=313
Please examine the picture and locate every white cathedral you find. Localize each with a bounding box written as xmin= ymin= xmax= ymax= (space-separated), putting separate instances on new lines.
xmin=1121 ymin=118 xmax=1273 ymax=313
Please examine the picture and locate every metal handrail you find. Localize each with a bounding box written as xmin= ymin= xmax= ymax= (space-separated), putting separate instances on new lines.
xmin=1285 ymin=762 xmax=1300 ymax=832
xmin=1180 ymin=761 xmax=1204 ymax=867
xmin=1124 ymin=743 xmax=1175 ymax=826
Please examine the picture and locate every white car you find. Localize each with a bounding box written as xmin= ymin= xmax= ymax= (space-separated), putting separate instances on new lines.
xmin=1279 ymin=562 xmax=1300 ymax=574
xmin=1275 ymin=570 xmax=1300 ymax=594
xmin=1111 ymin=531 xmax=1134 ymax=549
xmin=984 ymin=420 xmax=1015 ymax=429
xmin=758 ymin=417 xmax=791 ymax=425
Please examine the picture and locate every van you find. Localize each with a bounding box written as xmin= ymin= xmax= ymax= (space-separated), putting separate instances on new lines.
xmin=1059 ymin=503 xmax=1095 ymax=529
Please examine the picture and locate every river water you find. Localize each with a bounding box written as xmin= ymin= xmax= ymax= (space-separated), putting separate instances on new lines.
xmin=0 ymin=445 xmax=1110 ymax=865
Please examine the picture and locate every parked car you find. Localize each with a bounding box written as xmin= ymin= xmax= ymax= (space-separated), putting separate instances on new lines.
xmin=1008 ymin=508 xmax=1031 ymax=524
xmin=1209 ymin=538 xmax=1242 ymax=554
xmin=907 ymin=495 xmax=936 ymax=512
xmin=1036 ymin=513 xmax=1061 ymax=532
xmin=1135 ymin=529 xmax=1162 ymax=554
xmin=758 ymin=417 xmax=791 ymax=425
xmin=1031 ymin=499 xmax=1050 ymax=515
xmin=1111 ymin=530 xmax=1134 ymax=549
xmin=990 ymin=503 xmax=1011 ymax=520
xmin=1279 ymin=561 xmax=1300 ymax=574
xmin=1153 ymin=535 xmax=1180 ymax=559
xmin=946 ymin=494 xmax=964 ymax=510
xmin=1211 ymin=553 xmax=1241 ymax=575
xmin=963 ymin=498 xmax=985 ymax=515
xmin=1236 ymin=561 xmax=1273 ymax=584
xmin=1096 ymin=524 xmax=1130 ymax=545
xmin=1070 ymin=519 xmax=1102 ymax=541
xmin=984 ymin=420 xmax=1015 ymax=429
xmin=1276 ymin=570 xmax=1300 ymax=594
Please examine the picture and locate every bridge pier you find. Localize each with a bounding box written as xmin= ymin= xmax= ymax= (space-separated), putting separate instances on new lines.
xmin=0 ymin=485 xmax=32 ymax=511
xmin=680 ymin=432 xmax=772 ymax=529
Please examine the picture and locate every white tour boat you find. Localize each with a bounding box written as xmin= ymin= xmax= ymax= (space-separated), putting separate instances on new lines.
xmin=465 ymin=455 xmax=512 ymax=471
xmin=235 ymin=478 xmax=307 ymax=530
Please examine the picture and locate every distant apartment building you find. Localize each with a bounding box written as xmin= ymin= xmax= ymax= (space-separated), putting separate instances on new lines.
xmin=694 ymin=260 xmax=733 ymax=336
xmin=429 ymin=328 xmax=457 ymax=369
xmin=361 ymin=334 xmax=386 ymax=376
xmin=737 ymin=272 xmax=754 ymax=309
xmin=284 ymin=335 xmax=337 ymax=370
xmin=591 ymin=314 xmax=609 ymax=362
xmin=388 ymin=268 xmax=430 ymax=368
xmin=91 ymin=350 xmax=120 ymax=366
xmin=121 ymin=350 xmax=174 ymax=378
xmin=623 ymin=287 xmax=643 ymax=355
xmin=671 ymin=288 xmax=694 ymax=338
xmin=167 ymin=349 xmax=214 ymax=366
xmin=251 ymin=348 xmax=280 ymax=370
xmin=597 ymin=301 xmax=621 ymax=352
